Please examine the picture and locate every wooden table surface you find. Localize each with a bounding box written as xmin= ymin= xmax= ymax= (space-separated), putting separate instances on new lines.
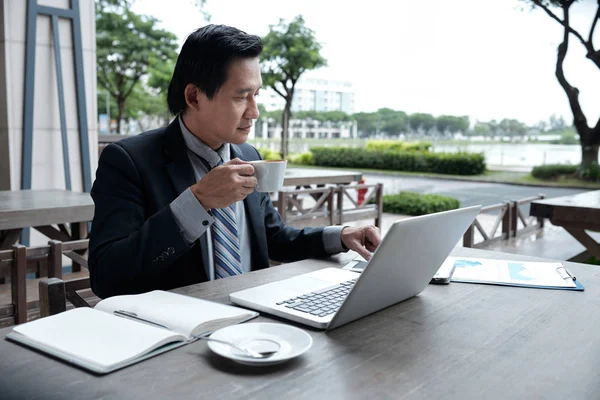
xmin=530 ymin=190 xmax=600 ymax=230
xmin=1 ymin=248 xmax=599 ymax=400
xmin=283 ymin=168 xmax=363 ymax=187
xmin=0 ymin=190 xmax=94 ymax=231
xmin=530 ymin=190 xmax=600 ymax=258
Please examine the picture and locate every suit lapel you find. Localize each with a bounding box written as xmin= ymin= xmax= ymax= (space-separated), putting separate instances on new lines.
xmin=164 ymin=119 xmax=196 ymax=195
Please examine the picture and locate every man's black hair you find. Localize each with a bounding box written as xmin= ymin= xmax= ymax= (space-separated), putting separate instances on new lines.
xmin=167 ymin=24 xmax=263 ymax=114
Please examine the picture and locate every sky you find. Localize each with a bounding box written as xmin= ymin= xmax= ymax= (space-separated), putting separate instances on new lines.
xmin=131 ymin=0 xmax=600 ymax=126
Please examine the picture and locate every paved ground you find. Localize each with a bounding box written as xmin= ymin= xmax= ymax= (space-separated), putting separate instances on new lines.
xmin=362 ymin=172 xmax=588 ymax=207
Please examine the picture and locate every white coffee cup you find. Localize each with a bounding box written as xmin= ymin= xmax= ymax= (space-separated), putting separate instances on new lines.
xmin=250 ymin=160 xmax=287 ymax=192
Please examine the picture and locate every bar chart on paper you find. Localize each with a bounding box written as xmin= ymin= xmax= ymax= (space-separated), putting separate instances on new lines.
xmin=449 ymin=257 xmax=581 ymax=290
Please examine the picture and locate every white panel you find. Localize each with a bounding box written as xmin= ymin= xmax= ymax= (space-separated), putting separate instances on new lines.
xmin=0 ymin=128 xmax=10 ymax=190
xmin=5 ymin=0 xmax=26 ymax=43
xmin=38 ymin=0 xmax=70 ymax=8
xmin=32 ymin=43 xmax=61 ymax=129
xmin=8 ymin=128 xmax=22 ymax=190
xmin=80 ymin=0 xmax=95 ymax=52
xmin=0 ymin=41 xmax=7 ymax=131
xmin=7 ymin=41 xmax=25 ymax=130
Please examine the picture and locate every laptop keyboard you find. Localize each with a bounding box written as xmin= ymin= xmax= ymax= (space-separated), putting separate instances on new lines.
xmin=276 ymin=278 xmax=358 ymax=317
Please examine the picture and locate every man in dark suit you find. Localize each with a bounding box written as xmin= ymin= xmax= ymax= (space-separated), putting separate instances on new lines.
xmin=88 ymin=24 xmax=381 ymax=299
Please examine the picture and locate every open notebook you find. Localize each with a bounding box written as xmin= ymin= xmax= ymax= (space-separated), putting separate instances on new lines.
xmin=6 ymin=290 xmax=258 ymax=374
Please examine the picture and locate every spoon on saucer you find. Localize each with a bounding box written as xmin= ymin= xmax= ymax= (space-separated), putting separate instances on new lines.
xmin=195 ymin=336 xmax=281 ymax=359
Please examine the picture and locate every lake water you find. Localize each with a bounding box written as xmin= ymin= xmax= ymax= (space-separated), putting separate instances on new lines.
xmin=433 ymin=143 xmax=580 ymax=167
xmin=252 ymin=140 xmax=581 ymax=168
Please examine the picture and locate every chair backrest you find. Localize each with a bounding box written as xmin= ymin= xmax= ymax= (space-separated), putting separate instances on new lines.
xmin=0 ymin=245 xmax=34 ymax=326
xmin=39 ymin=277 xmax=92 ymax=317
xmin=39 ymin=239 xmax=94 ymax=318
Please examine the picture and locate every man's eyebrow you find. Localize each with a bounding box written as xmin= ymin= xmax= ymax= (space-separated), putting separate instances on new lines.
xmin=236 ymin=86 xmax=262 ymax=94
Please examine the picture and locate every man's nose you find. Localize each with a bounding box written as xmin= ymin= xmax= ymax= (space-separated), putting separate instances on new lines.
xmin=244 ymin=97 xmax=260 ymax=119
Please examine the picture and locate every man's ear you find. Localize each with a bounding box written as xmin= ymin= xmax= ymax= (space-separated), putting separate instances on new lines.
xmin=184 ymin=84 xmax=202 ymax=111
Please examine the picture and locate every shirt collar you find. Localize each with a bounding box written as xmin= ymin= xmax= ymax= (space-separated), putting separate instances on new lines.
xmin=178 ymin=114 xmax=230 ymax=168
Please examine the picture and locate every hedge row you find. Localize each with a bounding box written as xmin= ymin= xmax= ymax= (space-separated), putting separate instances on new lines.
xmin=310 ymin=147 xmax=486 ymax=175
xmin=532 ymin=163 xmax=600 ymax=182
xmin=258 ymin=148 xmax=282 ymax=161
xmin=376 ymin=192 xmax=460 ymax=216
xmin=365 ymin=140 xmax=432 ymax=152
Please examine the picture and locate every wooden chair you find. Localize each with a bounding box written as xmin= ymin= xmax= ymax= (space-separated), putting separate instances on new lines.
xmin=0 ymin=245 xmax=26 ymax=326
xmin=39 ymin=239 xmax=96 ymax=318
xmin=39 ymin=277 xmax=92 ymax=317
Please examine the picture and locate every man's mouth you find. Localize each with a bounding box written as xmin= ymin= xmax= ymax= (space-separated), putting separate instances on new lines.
xmin=238 ymin=125 xmax=252 ymax=130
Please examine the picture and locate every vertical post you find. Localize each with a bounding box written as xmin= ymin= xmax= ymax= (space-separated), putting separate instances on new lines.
xmin=537 ymin=194 xmax=546 ymax=228
xmin=337 ymin=186 xmax=344 ymax=225
xmin=39 ymin=277 xmax=67 ymax=318
xmin=12 ymin=245 xmax=27 ymax=324
xmin=463 ymin=224 xmax=474 ymax=248
xmin=501 ymin=201 xmax=512 ymax=239
xmin=70 ymin=0 xmax=92 ymax=192
xmin=277 ymin=191 xmax=287 ymax=223
xmin=69 ymin=222 xmax=87 ymax=272
xmin=329 ymin=188 xmax=335 ymax=226
xmin=22 ymin=0 xmax=37 ymax=191
xmin=51 ymin=14 xmax=72 ymax=190
xmin=510 ymin=201 xmax=518 ymax=237
xmin=375 ymin=183 xmax=383 ymax=229
xmin=106 ymin=90 xmax=110 ymax=127
xmin=48 ymin=240 xmax=64 ymax=279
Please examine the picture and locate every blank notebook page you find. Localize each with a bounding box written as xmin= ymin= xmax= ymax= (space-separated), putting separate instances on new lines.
xmin=12 ymin=308 xmax=182 ymax=369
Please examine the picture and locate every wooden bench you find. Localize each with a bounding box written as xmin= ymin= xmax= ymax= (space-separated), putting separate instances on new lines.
xmin=276 ymin=183 xmax=383 ymax=229
xmin=462 ymin=194 xmax=590 ymax=261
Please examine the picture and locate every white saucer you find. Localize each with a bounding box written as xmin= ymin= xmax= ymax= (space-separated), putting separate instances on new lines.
xmin=207 ymin=322 xmax=313 ymax=366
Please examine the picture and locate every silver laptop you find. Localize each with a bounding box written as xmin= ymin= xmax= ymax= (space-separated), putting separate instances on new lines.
xmin=230 ymin=205 xmax=481 ymax=330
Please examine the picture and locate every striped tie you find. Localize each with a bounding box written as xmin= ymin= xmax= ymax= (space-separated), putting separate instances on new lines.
xmin=212 ymin=203 xmax=243 ymax=278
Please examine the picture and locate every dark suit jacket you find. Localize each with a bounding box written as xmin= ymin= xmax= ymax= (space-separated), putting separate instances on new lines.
xmin=88 ymin=119 xmax=329 ymax=298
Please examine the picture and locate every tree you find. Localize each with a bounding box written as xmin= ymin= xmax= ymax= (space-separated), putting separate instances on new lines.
xmin=548 ymin=113 xmax=567 ymax=131
xmin=436 ymin=115 xmax=470 ymax=135
xmin=528 ymin=0 xmax=600 ymax=167
xmin=473 ymin=122 xmax=491 ymax=137
xmin=261 ymin=16 xmax=327 ymax=158
xmin=96 ymin=0 xmax=178 ymax=134
xmin=353 ymin=112 xmax=379 ymax=136
xmin=408 ymin=113 xmax=436 ymax=134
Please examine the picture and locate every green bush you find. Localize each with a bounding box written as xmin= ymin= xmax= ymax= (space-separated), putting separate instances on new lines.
xmin=310 ymin=147 xmax=486 ymax=175
xmin=577 ymin=163 xmax=600 ymax=182
xmin=531 ymin=164 xmax=577 ymax=180
xmin=551 ymin=131 xmax=579 ymax=145
xmin=287 ymin=152 xmax=314 ymax=165
xmin=366 ymin=140 xmax=432 ymax=152
xmin=257 ymin=148 xmax=282 ymax=161
xmin=378 ymin=192 xmax=460 ymax=216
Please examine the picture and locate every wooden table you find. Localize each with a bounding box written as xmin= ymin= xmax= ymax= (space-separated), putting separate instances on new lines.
xmin=0 ymin=189 xmax=94 ymax=256
xmin=283 ymin=167 xmax=363 ymax=187
xmin=530 ymin=190 xmax=600 ymax=259
xmin=0 ymin=248 xmax=598 ymax=399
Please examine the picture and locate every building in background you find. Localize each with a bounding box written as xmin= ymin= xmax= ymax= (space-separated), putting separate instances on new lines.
xmin=252 ymin=118 xmax=357 ymax=140
xmin=259 ymin=76 xmax=355 ymax=114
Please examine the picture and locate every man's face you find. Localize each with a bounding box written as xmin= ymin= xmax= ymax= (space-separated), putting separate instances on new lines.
xmin=190 ymin=57 xmax=262 ymax=148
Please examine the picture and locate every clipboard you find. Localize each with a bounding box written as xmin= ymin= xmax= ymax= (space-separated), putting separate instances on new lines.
xmin=449 ymin=258 xmax=584 ymax=291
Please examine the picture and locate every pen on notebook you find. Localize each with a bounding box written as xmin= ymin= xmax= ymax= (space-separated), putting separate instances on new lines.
xmin=113 ymin=310 xmax=172 ymax=331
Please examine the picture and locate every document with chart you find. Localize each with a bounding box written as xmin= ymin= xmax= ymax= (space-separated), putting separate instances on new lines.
xmin=448 ymin=257 xmax=583 ymax=291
